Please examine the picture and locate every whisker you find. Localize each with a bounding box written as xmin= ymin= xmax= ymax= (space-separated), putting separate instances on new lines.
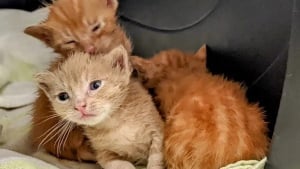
xmin=35 ymin=114 xmax=61 ymax=126
xmin=54 ymin=121 xmax=70 ymax=155
xmin=59 ymin=121 xmax=73 ymax=155
xmin=37 ymin=119 xmax=65 ymax=139
xmin=38 ymin=120 xmax=66 ymax=150
xmin=60 ymin=122 xmax=74 ymax=155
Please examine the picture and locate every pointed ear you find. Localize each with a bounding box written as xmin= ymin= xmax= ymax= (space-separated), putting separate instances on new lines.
xmin=24 ymin=25 xmax=54 ymax=46
xmin=131 ymin=56 xmax=159 ymax=77
xmin=131 ymin=56 xmax=164 ymax=88
xmin=107 ymin=0 xmax=118 ymax=11
xmin=34 ymin=72 xmax=54 ymax=97
xmin=194 ymin=44 xmax=207 ymax=63
xmin=130 ymin=56 xmax=152 ymax=75
xmin=108 ymin=45 xmax=132 ymax=73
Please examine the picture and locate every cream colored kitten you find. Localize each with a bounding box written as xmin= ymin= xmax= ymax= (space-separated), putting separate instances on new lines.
xmin=34 ymin=46 xmax=164 ymax=169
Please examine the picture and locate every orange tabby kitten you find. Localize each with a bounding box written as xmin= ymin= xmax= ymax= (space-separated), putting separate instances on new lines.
xmin=25 ymin=0 xmax=131 ymax=55
xmin=25 ymin=0 xmax=132 ymax=161
xmin=131 ymin=45 xmax=269 ymax=169
xmin=35 ymin=46 xmax=164 ymax=169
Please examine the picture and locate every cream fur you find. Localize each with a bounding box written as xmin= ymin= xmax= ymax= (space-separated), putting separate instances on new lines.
xmin=35 ymin=46 xmax=164 ymax=169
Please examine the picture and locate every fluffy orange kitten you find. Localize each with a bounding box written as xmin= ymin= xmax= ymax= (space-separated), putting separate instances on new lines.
xmin=131 ymin=45 xmax=269 ymax=169
xmin=26 ymin=0 xmax=132 ymax=161
xmin=35 ymin=46 xmax=164 ymax=169
xmin=25 ymin=0 xmax=131 ymax=55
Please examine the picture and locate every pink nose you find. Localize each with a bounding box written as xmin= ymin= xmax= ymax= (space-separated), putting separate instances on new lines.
xmin=75 ymin=102 xmax=87 ymax=114
xmin=85 ymin=45 xmax=96 ymax=54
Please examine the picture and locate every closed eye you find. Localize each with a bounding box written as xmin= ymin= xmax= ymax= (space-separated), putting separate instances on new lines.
xmin=92 ymin=24 xmax=101 ymax=32
xmin=65 ymin=40 xmax=76 ymax=45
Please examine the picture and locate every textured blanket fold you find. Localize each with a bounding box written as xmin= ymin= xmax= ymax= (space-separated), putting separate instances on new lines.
xmin=0 ymin=149 xmax=59 ymax=169
xmin=221 ymin=158 xmax=267 ymax=169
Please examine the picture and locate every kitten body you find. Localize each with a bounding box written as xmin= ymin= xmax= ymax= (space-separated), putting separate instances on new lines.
xmin=35 ymin=46 xmax=164 ymax=169
xmin=132 ymin=45 xmax=269 ymax=169
xmin=26 ymin=0 xmax=132 ymax=161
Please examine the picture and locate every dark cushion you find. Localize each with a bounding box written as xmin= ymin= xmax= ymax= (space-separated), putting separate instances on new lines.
xmin=266 ymin=0 xmax=300 ymax=168
xmin=0 ymin=0 xmax=46 ymax=11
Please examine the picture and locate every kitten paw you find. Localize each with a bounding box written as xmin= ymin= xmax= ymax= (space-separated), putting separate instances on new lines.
xmin=103 ymin=160 xmax=136 ymax=169
xmin=147 ymin=153 xmax=164 ymax=169
xmin=146 ymin=166 xmax=164 ymax=169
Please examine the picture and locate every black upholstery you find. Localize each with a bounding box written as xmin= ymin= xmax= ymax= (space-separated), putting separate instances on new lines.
xmin=0 ymin=0 xmax=45 ymax=11
xmin=0 ymin=0 xmax=298 ymax=168
xmin=266 ymin=0 xmax=300 ymax=168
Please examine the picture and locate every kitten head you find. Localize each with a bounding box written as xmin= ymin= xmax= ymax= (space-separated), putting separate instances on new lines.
xmin=25 ymin=0 xmax=121 ymax=55
xmin=131 ymin=44 xmax=207 ymax=88
xmin=35 ymin=45 xmax=132 ymax=126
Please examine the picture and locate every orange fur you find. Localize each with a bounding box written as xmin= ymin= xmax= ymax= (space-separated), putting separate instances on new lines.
xmin=25 ymin=0 xmax=131 ymax=55
xmin=132 ymin=45 xmax=269 ymax=169
xmin=28 ymin=0 xmax=131 ymax=162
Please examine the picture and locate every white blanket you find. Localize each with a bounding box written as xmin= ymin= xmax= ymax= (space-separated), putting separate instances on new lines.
xmin=0 ymin=7 xmax=99 ymax=169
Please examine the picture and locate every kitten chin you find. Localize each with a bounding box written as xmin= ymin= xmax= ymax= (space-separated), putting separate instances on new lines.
xmin=132 ymin=45 xmax=269 ymax=169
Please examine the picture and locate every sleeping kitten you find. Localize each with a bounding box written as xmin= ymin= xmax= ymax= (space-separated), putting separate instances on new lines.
xmin=131 ymin=45 xmax=269 ymax=169
xmin=26 ymin=0 xmax=132 ymax=161
xmin=25 ymin=0 xmax=131 ymax=55
xmin=34 ymin=46 xmax=164 ymax=169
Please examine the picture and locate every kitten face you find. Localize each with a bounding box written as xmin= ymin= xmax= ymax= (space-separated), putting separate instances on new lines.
xmin=35 ymin=46 xmax=132 ymax=126
xmin=25 ymin=0 xmax=120 ymax=55
xmin=131 ymin=44 xmax=207 ymax=88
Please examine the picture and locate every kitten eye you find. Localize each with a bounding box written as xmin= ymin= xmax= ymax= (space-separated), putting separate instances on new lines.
xmin=92 ymin=24 xmax=101 ymax=32
xmin=57 ymin=92 xmax=70 ymax=101
xmin=65 ymin=40 xmax=76 ymax=45
xmin=90 ymin=80 xmax=102 ymax=90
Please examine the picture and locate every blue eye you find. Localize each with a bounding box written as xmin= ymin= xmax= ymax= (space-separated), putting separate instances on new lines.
xmin=58 ymin=92 xmax=69 ymax=101
xmin=90 ymin=80 xmax=102 ymax=90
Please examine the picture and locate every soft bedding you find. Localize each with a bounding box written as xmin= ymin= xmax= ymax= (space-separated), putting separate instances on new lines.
xmin=0 ymin=7 xmax=267 ymax=169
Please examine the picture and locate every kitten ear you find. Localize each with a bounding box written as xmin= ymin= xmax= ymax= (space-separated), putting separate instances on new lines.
xmin=106 ymin=0 xmax=118 ymax=11
xmin=34 ymin=72 xmax=54 ymax=96
xmin=131 ymin=56 xmax=157 ymax=78
xmin=194 ymin=44 xmax=207 ymax=63
xmin=108 ymin=45 xmax=132 ymax=73
xmin=24 ymin=25 xmax=54 ymax=46
xmin=130 ymin=56 xmax=152 ymax=74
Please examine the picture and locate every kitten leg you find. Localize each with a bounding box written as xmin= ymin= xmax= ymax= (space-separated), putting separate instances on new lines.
xmin=96 ymin=151 xmax=135 ymax=169
xmin=146 ymin=131 xmax=164 ymax=169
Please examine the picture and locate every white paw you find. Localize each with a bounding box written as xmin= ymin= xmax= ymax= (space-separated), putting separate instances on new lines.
xmin=147 ymin=166 xmax=164 ymax=169
xmin=147 ymin=153 xmax=164 ymax=169
xmin=104 ymin=160 xmax=136 ymax=169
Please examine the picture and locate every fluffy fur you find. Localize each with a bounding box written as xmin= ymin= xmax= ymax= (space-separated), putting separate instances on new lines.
xmin=28 ymin=0 xmax=132 ymax=162
xmin=131 ymin=45 xmax=269 ymax=169
xmin=35 ymin=46 xmax=164 ymax=169
xmin=24 ymin=0 xmax=131 ymax=55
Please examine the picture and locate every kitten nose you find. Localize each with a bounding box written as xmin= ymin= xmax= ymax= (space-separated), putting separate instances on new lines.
xmin=75 ymin=102 xmax=87 ymax=112
xmin=85 ymin=45 xmax=96 ymax=54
